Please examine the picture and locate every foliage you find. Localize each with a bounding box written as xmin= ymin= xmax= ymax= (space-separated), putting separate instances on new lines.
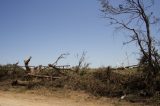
xmin=0 ymin=64 xmax=25 ymax=80
xmin=1 ymin=64 xmax=160 ymax=104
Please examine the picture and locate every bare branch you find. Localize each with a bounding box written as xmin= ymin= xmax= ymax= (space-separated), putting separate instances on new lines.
xmin=52 ymin=53 xmax=69 ymax=66
xmin=75 ymin=51 xmax=89 ymax=73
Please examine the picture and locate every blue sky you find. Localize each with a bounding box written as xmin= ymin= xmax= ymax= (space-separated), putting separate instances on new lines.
xmin=0 ymin=0 xmax=159 ymax=67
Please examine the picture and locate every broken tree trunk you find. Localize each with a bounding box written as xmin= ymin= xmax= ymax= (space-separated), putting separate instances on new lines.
xmin=26 ymin=73 xmax=61 ymax=79
xmin=24 ymin=56 xmax=32 ymax=73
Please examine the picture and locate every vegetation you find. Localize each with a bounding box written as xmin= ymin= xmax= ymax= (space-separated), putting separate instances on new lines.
xmin=0 ymin=0 xmax=160 ymax=105
xmin=99 ymin=0 xmax=160 ymax=96
xmin=0 ymin=63 xmax=160 ymax=105
xmin=0 ymin=64 xmax=25 ymax=80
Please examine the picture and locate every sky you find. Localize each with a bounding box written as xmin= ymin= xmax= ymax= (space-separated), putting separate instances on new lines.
xmin=0 ymin=0 xmax=159 ymax=68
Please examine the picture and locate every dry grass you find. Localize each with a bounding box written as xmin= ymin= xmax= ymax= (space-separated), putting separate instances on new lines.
xmin=0 ymin=65 xmax=160 ymax=105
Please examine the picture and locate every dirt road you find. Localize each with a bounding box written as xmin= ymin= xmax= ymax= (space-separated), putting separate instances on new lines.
xmin=0 ymin=90 xmax=114 ymax=106
xmin=0 ymin=89 xmax=144 ymax=106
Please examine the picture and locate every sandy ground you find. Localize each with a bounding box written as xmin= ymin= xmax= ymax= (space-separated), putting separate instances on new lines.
xmin=0 ymin=90 xmax=112 ymax=106
xmin=0 ymin=88 xmax=145 ymax=106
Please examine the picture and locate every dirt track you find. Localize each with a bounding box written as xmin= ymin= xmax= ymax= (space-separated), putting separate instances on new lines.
xmin=0 ymin=90 xmax=114 ymax=106
xmin=0 ymin=89 xmax=144 ymax=106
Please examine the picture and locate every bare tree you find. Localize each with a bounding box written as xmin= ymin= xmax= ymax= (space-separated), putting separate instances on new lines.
xmin=99 ymin=0 xmax=160 ymax=93
xmin=48 ymin=53 xmax=70 ymax=68
xmin=75 ymin=51 xmax=90 ymax=73
xmin=52 ymin=53 xmax=70 ymax=66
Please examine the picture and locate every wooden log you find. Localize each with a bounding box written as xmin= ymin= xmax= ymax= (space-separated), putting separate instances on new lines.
xmin=12 ymin=80 xmax=29 ymax=86
xmin=26 ymin=74 xmax=61 ymax=79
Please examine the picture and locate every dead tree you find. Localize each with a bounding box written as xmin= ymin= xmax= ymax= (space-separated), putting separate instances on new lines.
xmin=47 ymin=53 xmax=70 ymax=76
xmin=48 ymin=53 xmax=69 ymax=70
xmin=24 ymin=56 xmax=32 ymax=73
xmin=100 ymin=0 xmax=160 ymax=94
xmin=52 ymin=53 xmax=69 ymax=66
xmin=75 ymin=51 xmax=90 ymax=73
xmin=46 ymin=53 xmax=70 ymax=76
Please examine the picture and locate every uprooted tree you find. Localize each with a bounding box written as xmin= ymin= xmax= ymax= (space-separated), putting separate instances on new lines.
xmin=99 ymin=0 xmax=160 ymax=94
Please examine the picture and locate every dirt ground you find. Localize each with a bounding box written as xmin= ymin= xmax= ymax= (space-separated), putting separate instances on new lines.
xmin=0 ymin=90 xmax=108 ymax=106
xmin=0 ymin=88 xmax=146 ymax=106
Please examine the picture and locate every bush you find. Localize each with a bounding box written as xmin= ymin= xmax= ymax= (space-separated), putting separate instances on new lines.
xmin=0 ymin=64 xmax=25 ymax=80
xmin=59 ymin=67 xmax=126 ymax=97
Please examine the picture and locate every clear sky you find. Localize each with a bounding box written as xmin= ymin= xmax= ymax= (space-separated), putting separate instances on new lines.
xmin=0 ymin=0 xmax=159 ymax=67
